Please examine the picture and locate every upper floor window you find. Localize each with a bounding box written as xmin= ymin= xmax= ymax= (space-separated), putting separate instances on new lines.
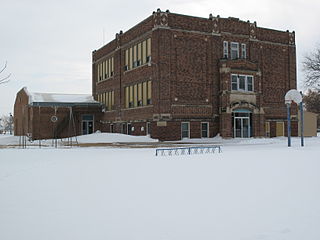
xmin=125 ymin=80 xmax=152 ymax=109
xmin=223 ymin=41 xmax=228 ymax=58
xmin=231 ymin=74 xmax=254 ymax=92
xmin=97 ymin=90 xmax=115 ymax=111
xmin=230 ymin=42 xmax=239 ymax=60
xmin=125 ymin=38 xmax=151 ymax=71
xmin=241 ymin=43 xmax=246 ymax=59
xmin=97 ymin=56 xmax=114 ymax=82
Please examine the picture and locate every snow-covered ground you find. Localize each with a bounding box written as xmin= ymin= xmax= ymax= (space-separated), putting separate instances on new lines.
xmin=0 ymin=132 xmax=158 ymax=146
xmin=0 ymin=134 xmax=320 ymax=240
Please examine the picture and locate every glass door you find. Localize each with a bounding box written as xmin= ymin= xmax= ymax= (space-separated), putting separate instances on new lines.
xmin=82 ymin=115 xmax=94 ymax=135
xmin=234 ymin=117 xmax=250 ymax=138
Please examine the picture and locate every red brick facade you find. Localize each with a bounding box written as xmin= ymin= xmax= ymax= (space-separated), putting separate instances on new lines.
xmin=92 ymin=9 xmax=297 ymax=141
xmin=14 ymin=88 xmax=103 ymax=140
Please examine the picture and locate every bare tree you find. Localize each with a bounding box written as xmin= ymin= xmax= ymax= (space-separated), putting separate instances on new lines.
xmin=0 ymin=113 xmax=14 ymax=134
xmin=0 ymin=61 xmax=11 ymax=84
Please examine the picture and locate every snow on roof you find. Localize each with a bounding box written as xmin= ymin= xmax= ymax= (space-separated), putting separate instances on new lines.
xmin=23 ymin=87 xmax=97 ymax=104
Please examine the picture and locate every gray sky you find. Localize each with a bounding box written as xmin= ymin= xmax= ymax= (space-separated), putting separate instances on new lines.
xmin=1 ymin=0 xmax=319 ymax=115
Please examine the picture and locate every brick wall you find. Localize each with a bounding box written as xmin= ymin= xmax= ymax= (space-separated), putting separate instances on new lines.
xmin=92 ymin=10 xmax=297 ymax=140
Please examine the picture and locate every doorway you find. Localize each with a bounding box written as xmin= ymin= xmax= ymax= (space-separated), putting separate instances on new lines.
xmin=232 ymin=109 xmax=252 ymax=138
xmin=82 ymin=115 xmax=94 ymax=135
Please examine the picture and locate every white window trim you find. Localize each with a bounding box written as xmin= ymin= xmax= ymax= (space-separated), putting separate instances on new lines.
xmin=201 ymin=122 xmax=209 ymax=138
xmin=231 ymin=42 xmax=239 ymax=59
xmin=231 ymin=74 xmax=254 ymax=92
xmin=223 ymin=41 xmax=228 ymax=58
xmin=181 ymin=122 xmax=190 ymax=139
xmin=241 ymin=43 xmax=246 ymax=59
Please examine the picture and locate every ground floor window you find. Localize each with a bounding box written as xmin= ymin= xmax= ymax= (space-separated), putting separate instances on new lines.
xmin=181 ymin=122 xmax=190 ymax=138
xmin=232 ymin=109 xmax=252 ymax=138
xmin=201 ymin=122 xmax=209 ymax=138
xmin=110 ymin=124 xmax=114 ymax=133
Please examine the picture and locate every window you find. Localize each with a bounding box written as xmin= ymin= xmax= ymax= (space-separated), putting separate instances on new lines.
xmin=231 ymin=42 xmax=239 ymax=60
xmin=247 ymin=76 xmax=253 ymax=91
xmin=241 ymin=43 xmax=246 ymax=59
xmin=147 ymin=81 xmax=152 ymax=105
xmin=231 ymin=75 xmax=238 ymax=91
xmin=124 ymin=81 xmax=152 ymax=109
xmin=124 ymin=38 xmax=151 ymax=71
xmin=231 ymin=74 xmax=254 ymax=92
xmin=181 ymin=122 xmax=190 ymax=139
xmin=97 ymin=56 xmax=114 ymax=82
xmin=147 ymin=38 xmax=151 ymax=62
xmin=98 ymin=90 xmax=114 ymax=111
xmin=142 ymin=81 xmax=147 ymax=106
xmin=239 ymin=75 xmax=246 ymax=90
xmin=201 ymin=122 xmax=209 ymax=138
xmin=138 ymin=83 xmax=142 ymax=106
xmin=223 ymin=41 xmax=228 ymax=58
xmin=125 ymin=87 xmax=129 ymax=108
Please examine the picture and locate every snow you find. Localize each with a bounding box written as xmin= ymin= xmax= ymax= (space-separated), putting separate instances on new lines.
xmin=76 ymin=132 xmax=158 ymax=143
xmin=0 ymin=132 xmax=158 ymax=146
xmin=24 ymin=87 xmax=97 ymax=104
xmin=0 ymin=135 xmax=320 ymax=240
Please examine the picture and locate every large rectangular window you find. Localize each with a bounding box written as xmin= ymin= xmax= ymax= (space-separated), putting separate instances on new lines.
xmin=231 ymin=42 xmax=239 ymax=60
xmin=97 ymin=56 xmax=114 ymax=82
xmin=231 ymin=74 xmax=254 ymax=92
xmin=124 ymin=38 xmax=151 ymax=71
xmin=124 ymin=80 xmax=152 ymax=109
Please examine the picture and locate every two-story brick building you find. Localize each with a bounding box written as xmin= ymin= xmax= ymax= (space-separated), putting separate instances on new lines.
xmin=92 ymin=9 xmax=297 ymax=141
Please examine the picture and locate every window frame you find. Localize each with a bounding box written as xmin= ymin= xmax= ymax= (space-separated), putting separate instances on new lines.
xmin=181 ymin=122 xmax=190 ymax=139
xmin=201 ymin=122 xmax=209 ymax=138
xmin=241 ymin=43 xmax=246 ymax=59
xmin=230 ymin=74 xmax=254 ymax=92
xmin=230 ymin=42 xmax=239 ymax=60
xmin=223 ymin=41 xmax=228 ymax=58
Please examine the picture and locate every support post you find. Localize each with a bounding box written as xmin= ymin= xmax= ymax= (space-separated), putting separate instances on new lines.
xmin=287 ymin=103 xmax=291 ymax=147
xmin=300 ymin=102 xmax=304 ymax=147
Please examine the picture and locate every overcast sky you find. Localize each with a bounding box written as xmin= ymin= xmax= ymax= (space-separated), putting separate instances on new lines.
xmin=1 ymin=0 xmax=319 ymax=115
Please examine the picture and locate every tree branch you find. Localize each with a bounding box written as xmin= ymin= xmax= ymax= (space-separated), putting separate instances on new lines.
xmin=0 ymin=61 xmax=11 ymax=84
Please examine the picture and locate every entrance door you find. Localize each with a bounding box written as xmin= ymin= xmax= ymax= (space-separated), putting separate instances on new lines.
xmin=82 ymin=115 xmax=94 ymax=135
xmin=233 ymin=115 xmax=251 ymax=138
